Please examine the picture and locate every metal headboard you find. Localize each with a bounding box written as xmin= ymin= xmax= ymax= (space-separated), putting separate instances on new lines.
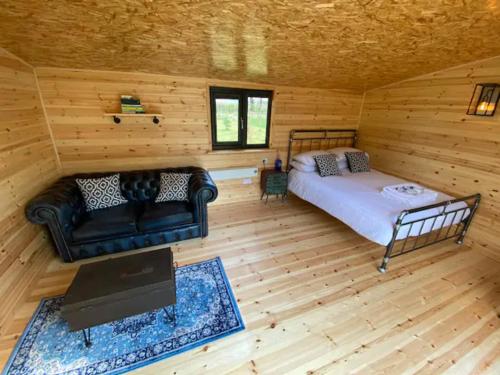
xmin=286 ymin=129 xmax=358 ymax=171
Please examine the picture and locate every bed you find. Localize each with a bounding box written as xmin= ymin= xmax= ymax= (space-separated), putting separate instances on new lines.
xmin=286 ymin=129 xmax=481 ymax=273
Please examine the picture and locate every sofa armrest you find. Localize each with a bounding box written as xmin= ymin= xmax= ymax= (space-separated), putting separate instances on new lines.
xmin=188 ymin=170 xmax=218 ymax=204
xmin=188 ymin=170 xmax=218 ymax=236
xmin=25 ymin=177 xmax=85 ymax=262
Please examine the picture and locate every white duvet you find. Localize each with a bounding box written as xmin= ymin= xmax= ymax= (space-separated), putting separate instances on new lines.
xmin=287 ymin=169 xmax=469 ymax=246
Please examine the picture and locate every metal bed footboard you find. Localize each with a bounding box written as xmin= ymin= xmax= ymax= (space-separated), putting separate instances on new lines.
xmin=378 ymin=193 xmax=481 ymax=273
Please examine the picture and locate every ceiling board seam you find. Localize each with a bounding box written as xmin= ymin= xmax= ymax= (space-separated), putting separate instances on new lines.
xmin=356 ymin=91 xmax=367 ymax=132
xmin=0 ymin=46 xmax=34 ymax=69
xmin=34 ymin=66 xmax=363 ymax=94
xmin=366 ymin=54 xmax=500 ymax=92
xmin=34 ymin=68 xmax=63 ymax=172
xmin=34 ymin=66 xmax=208 ymax=82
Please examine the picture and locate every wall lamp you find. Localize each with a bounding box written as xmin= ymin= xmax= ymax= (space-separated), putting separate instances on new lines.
xmin=467 ymin=83 xmax=500 ymax=116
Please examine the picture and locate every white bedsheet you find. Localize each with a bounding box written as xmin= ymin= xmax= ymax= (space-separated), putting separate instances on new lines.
xmin=287 ymin=169 xmax=469 ymax=246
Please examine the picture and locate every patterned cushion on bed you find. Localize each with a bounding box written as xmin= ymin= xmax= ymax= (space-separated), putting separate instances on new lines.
xmin=345 ymin=151 xmax=370 ymax=173
xmin=313 ymin=153 xmax=342 ymax=177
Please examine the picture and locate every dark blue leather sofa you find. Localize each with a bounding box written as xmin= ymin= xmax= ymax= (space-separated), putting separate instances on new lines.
xmin=26 ymin=167 xmax=217 ymax=262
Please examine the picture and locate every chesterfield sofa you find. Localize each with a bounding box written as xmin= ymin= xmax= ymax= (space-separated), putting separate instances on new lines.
xmin=26 ymin=167 xmax=217 ymax=262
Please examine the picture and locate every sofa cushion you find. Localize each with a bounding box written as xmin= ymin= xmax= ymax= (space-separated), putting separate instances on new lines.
xmin=138 ymin=201 xmax=194 ymax=232
xmin=72 ymin=203 xmax=138 ymax=243
xmin=155 ymin=173 xmax=191 ymax=202
xmin=76 ymin=173 xmax=128 ymax=211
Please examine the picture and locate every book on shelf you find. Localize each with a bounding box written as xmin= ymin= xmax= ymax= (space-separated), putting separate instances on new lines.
xmin=120 ymin=95 xmax=140 ymax=105
xmin=121 ymin=105 xmax=146 ymax=114
xmin=120 ymin=95 xmax=145 ymax=113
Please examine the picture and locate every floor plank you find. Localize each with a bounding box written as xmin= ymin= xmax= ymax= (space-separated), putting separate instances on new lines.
xmin=0 ymin=197 xmax=498 ymax=374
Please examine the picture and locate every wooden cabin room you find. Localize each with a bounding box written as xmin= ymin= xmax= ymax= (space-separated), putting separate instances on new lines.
xmin=1 ymin=1 xmax=499 ymax=374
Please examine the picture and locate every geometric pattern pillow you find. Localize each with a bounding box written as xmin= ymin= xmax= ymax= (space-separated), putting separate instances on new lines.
xmin=76 ymin=173 xmax=128 ymax=212
xmin=155 ymin=173 xmax=192 ymax=202
xmin=345 ymin=151 xmax=370 ymax=173
xmin=313 ymin=153 xmax=342 ymax=177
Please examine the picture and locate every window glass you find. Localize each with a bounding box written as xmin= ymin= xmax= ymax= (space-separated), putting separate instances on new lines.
xmin=247 ymin=97 xmax=269 ymax=145
xmin=215 ymin=98 xmax=239 ymax=143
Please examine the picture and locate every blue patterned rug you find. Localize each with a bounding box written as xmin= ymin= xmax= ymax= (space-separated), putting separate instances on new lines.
xmin=3 ymin=257 xmax=244 ymax=375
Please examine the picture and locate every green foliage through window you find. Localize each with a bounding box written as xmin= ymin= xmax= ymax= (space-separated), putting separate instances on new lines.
xmin=210 ymin=87 xmax=272 ymax=150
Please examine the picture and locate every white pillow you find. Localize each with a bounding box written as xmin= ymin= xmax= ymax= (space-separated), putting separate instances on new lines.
xmin=292 ymin=150 xmax=330 ymax=166
xmin=329 ymin=147 xmax=369 ymax=169
xmin=292 ymin=147 xmax=369 ymax=170
xmin=289 ymin=160 xmax=317 ymax=173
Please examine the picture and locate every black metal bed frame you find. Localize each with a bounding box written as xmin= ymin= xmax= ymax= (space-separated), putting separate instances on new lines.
xmin=286 ymin=129 xmax=481 ymax=273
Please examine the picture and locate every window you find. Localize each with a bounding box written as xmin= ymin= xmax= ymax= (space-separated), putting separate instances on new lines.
xmin=210 ymin=87 xmax=273 ymax=150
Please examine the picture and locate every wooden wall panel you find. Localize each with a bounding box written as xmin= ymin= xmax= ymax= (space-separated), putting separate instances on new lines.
xmin=0 ymin=48 xmax=60 ymax=335
xmin=36 ymin=68 xmax=362 ymax=204
xmin=358 ymin=56 xmax=500 ymax=261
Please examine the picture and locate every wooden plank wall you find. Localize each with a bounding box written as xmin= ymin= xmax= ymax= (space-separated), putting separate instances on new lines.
xmin=35 ymin=68 xmax=362 ymax=204
xmin=0 ymin=48 xmax=60 ymax=335
xmin=358 ymin=56 xmax=500 ymax=261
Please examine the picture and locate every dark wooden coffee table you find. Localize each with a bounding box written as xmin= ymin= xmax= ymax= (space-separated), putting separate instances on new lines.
xmin=61 ymin=247 xmax=176 ymax=347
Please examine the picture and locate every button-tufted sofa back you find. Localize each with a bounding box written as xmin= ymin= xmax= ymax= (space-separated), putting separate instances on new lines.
xmin=120 ymin=170 xmax=160 ymax=201
xmin=70 ymin=167 xmax=203 ymax=202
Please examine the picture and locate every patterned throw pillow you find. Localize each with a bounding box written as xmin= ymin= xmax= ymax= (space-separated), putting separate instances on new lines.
xmin=155 ymin=173 xmax=192 ymax=202
xmin=313 ymin=153 xmax=342 ymax=177
xmin=345 ymin=151 xmax=370 ymax=173
xmin=76 ymin=174 xmax=128 ymax=212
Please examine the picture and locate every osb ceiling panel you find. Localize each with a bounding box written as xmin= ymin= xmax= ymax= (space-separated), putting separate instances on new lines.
xmin=1 ymin=0 xmax=500 ymax=90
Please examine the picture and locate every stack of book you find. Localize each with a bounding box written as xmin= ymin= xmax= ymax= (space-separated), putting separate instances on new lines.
xmin=121 ymin=95 xmax=145 ymax=114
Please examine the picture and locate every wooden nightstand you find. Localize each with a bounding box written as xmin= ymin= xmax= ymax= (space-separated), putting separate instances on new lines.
xmin=260 ymin=169 xmax=288 ymax=203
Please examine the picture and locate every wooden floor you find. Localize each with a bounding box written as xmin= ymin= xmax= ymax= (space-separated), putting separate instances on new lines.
xmin=1 ymin=197 xmax=499 ymax=374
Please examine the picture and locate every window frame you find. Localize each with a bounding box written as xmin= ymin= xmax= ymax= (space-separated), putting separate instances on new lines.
xmin=210 ymin=86 xmax=273 ymax=150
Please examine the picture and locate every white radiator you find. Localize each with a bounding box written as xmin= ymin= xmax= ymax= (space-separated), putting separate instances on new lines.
xmin=208 ymin=167 xmax=258 ymax=181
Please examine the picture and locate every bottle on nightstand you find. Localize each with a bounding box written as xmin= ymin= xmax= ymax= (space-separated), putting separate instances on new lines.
xmin=274 ymin=151 xmax=282 ymax=171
